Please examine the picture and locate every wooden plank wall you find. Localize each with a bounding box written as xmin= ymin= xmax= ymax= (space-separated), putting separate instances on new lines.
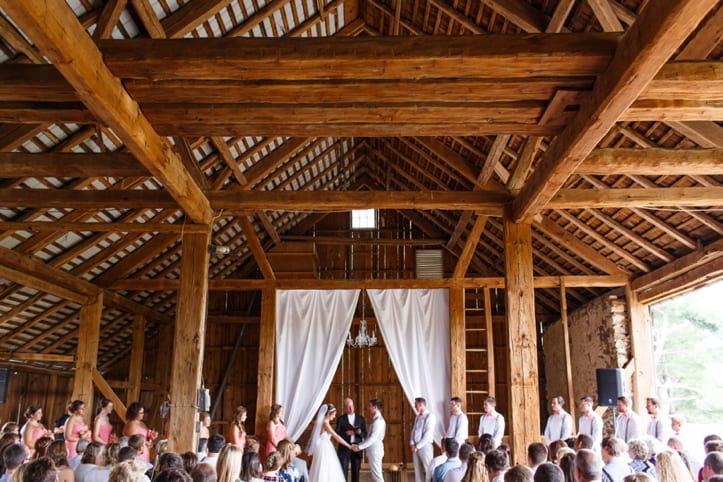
xmin=0 ymin=368 xmax=73 ymax=430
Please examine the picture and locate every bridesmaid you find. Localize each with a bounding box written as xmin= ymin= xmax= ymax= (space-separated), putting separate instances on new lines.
xmin=64 ymin=399 xmax=90 ymax=459
xmin=21 ymin=405 xmax=49 ymax=457
xmin=93 ymin=398 xmax=114 ymax=445
xmin=123 ymin=401 xmax=152 ymax=463
xmin=228 ymin=406 xmax=247 ymax=449
xmin=265 ymin=403 xmax=287 ymax=456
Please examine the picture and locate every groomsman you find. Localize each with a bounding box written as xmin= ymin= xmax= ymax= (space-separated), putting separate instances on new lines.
xmin=446 ymin=396 xmax=469 ymax=446
xmin=336 ymin=398 xmax=367 ymax=482
xmin=478 ymin=396 xmax=505 ymax=448
xmin=645 ymin=397 xmax=669 ymax=442
xmin=353 ymin=399 xmax=386 ymax=482
xmin=544 ymin=396 xmax=573 ymax=445
xmin=614 ymin=396 xmax=641 ymax=442
xmin=578 ymin=396 xmax=603 ymax=447
xmin=411 ymin=397 xmax=436 ymax=482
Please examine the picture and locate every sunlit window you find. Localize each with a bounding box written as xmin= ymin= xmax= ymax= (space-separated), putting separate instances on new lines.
xmin=351 ymin=209 xmax=377 ymax=229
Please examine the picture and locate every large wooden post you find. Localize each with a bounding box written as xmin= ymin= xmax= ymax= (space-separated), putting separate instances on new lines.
xmin=72 ymin=292 xmax=103 ymax=403
xmin=168 ymin=230 xmax=211 ymax=453
xmin=625 ymin=284 xmax=655 ymax=416
xmin=127 ymin=315 xmax=145 ymax=405
xmin=255 ymin=288 xmax=276 ymax=438
xmin=560 ymin=281 xmax=576 ymax=421
xmin=504 ymin=219 xmax=540 ymax=463
xmin=449 ymin=285 xmax=466 ymax=405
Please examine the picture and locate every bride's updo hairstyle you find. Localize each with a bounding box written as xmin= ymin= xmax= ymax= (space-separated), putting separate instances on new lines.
xmin=327 ymin=404 xmax=336 ymax=415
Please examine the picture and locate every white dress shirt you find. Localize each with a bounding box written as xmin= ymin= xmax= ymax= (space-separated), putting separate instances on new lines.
xmin=446 ymin=412 xmax=469 ymax=446
xmin=544 ymin=409 xmax=573 ymax=445
xmin=478 ymin=410 xmax=505 ymax=448
xmin=411 ymin=411 xmax=436 ymax=450
xmin=646 ymin=413 xmax=669 ymax=442
xmin=615 ymin=411 xmax=641 ymax=442
xmin=359 ymin=413 xmax=386 ymax=451
xmin=578 ymin=411 xmax=603 ymax=445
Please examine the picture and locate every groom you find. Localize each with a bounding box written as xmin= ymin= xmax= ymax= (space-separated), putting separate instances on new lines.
xmin=352 ymin=399 xmax=386 ymax=482
xmin=336 ymin=398 xmax=367 ymax=482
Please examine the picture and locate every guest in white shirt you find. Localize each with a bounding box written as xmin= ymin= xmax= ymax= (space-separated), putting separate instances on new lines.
xmin=614 ymin=397 xmax=641 ymax=443
xmin=578 ymin=397 xmax=603 ymax=447
xmin=478 ymin=397 xmax=505 ymax=449
xmin=486 ymin=449 xmax=509 ymax=482
xmin=427 ymin=438 xmax=449 ymax=482
xmin=411 ymin=397 xmax=436 ymax=482
xmin=544 ymin=396 xmax=573 ymax=446
xmin=446 ymin=397 xmax=469 ymax=447
xmin=527 ymin=443 xmax=548 ymax=474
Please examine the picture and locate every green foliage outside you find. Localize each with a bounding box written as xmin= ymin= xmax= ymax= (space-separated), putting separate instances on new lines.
xmin=651 ymin=281 xmax=723 ymax=423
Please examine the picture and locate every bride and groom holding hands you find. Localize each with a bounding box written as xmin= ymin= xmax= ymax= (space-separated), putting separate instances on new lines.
xmin=306 ymin=398 xmax=386 ymax=482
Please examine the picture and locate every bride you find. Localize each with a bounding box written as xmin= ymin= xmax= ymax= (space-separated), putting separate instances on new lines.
xmin=306 ymin=404 xmax=352 ymax=482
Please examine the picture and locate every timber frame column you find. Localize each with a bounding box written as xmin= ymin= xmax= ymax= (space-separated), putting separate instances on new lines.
xmin=449 ymin=285 xmax=466 ymax=404
xmin=504 ymin=218 xmax=540 ymax=463
xmin=72 ymin=292 xmax=103 ymax=403
xmin=168 ymin=230 xmax=211 ymax=452
xmin=255 ymin=288 xmax=276 ymax=438
xmin=127 ymin=315 xmax=145 ymax=405
xmin=625 ymin=285 xmax=655 ymax=416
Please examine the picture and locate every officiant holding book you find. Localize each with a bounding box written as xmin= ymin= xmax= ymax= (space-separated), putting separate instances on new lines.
xmin=336 ymin=398 xmax=367 ymax=482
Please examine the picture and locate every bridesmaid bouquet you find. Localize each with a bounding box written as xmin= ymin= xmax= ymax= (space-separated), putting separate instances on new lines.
xmin=147 ymin=429 xmax=158 ymax=441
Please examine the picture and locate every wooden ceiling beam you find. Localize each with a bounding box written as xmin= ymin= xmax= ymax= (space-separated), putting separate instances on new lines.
xmin=0 ymin=152 xmax=149 ymax=178
xmin=0 ymin=189 xmax=177 ymax=209
xmin=97 ymin=35 xmax=617 ymax=80
xmin=453 ymin=214 xmax=488 ymax=279
xmin=577 ymin=148 xmax=723 ymax=175
xmin=511 ymin=0 xmax=719 ymax=222
xmin=632 ymin=237 xmax=723 ymax=293
xmin=0 ymin=221 xmax=208 ymax=234
xmin=549 ymin=187 xmax=723 ymax=209
xmin=637 ymin=255 xmax=723 ymax=305
xmin=0 ymin=1 xmax=213 ymax=225
xmin=480 ymin=0 xmax=548 ymax=32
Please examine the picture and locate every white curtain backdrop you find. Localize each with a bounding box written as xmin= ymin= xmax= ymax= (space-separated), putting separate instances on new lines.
xmin=367 ymin=288 xmax=450 ymax=444
xmin=275 ymin=289 xmax=360 ymax=441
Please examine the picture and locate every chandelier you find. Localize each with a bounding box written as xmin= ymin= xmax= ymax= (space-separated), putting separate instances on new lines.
xmin=346 ymin=292 xmax=377 ymax=348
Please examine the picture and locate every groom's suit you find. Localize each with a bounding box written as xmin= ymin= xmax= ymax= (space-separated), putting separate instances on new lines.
xmin=336 ymin=412 xmax=367 ymax=482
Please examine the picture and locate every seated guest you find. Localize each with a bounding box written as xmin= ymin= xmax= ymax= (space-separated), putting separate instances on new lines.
xmin=74 ymin=441 xmax=103 ymax=482
xmin=262 ymin=452 xmax=284 ymax=482
xmin=190 ymin=463 xmax=217 ymax=482
xmin=0 ymin=443 xmax=27 ymax=482
xmin=600 ymin=437 xmax=632 ymax=482
xmin=575 ymin=450 xmax=603 ymax=482
xmin=505 ymin=465 xmax=533 ymax=482
xmin=444 ymin=443 xmax=475 ymax=482
xmin=292 ymin=444 xmax=308 ymax=482
xmin=533 ymin=463 xmax=564 ymax=482
xmin=434 ymin=438 xmax=461 ymax=482
xmin=277 ymin=440 xmax=301 ymax=482
xmin=527 ymin=444 xmax=548 ymax=474
xmin=203 ymin=434 xmax=226 ymax=470
xmin=624 ymin=475 xmax=655 ymax=482
xmin=461 ymin=452 xmax=487 ymax=482
xmin=479 ymin=435 xmax=496 ymax=455
xmin=656 ymin=449 xmax=696 ymax=482
xmin=22 ymin=457 xmax=56 ymax=482
xmin=242 ymin=451 xmax=263 ymax=482
xmin=69 ymin=438 xmax=90 ymax=469
xmin=486 ymin=449 xmax=510 ymax=482
xmin=701 ymin=451 xmax=723 ymax=482
xmin=558 ymin=453 xmax=576 ymax=482
xmin=427 ymin=438 xmax=450 ymax=482
xmin=628 ymin=439 xmax=657 ymax=478
xmin=548 ymin=441 xmax=567 ymax=464
xmin=576 ymin=434 xmax=595 ymax=452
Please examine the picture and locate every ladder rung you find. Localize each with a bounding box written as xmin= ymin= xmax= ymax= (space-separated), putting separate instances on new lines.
xmin=465 ymin=328 xmax=487 ymax=332
xmin=466 ymin=348 xmax=488 ymax=352
xmin=466 ymin=390 xmax=490 ymax=394
xmin=466 ymin=369 xmax=489 ymax=373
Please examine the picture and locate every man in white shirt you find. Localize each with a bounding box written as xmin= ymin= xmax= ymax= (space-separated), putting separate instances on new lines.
xmin=544 ymin=396 xmax=573 ymax=445
xmin=601 ymin=437 xmax=633 ymax=482
xmin=353 ymin=399 xmax=386 ymax=482
xmin=478 ymin=396 xmax=505 ymax=449
xmin=411 ymin=397 xmax=436 ymax=482
xmin=575 ymin=449 xmax=603 ymax=482
xmin=578 ymin=397 xmax=603 ymax=447
xmin=645 ymin=397 xmax=669 ymax=442
xmin=426 ymin=438 xmax=449 ymax=482
xmin=446 ymin=396 xmax=469 ymax=446
xmin=444 ymin=443 xmax=475 ymax=482
xmin=614 ymin=396 xmax=640 ymax=442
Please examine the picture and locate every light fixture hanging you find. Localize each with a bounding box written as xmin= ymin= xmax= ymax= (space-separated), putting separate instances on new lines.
xmin=346 ymin=291 xmax=377 ymax=348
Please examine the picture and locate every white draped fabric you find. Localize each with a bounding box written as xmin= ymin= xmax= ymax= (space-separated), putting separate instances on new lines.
xmin=367 ymin=289 xmax=450 ymax=444
xmin=275 ymin=289 xmax=360 ymax=441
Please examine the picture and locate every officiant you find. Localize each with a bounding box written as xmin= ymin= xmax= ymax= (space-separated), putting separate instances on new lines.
xmin=336 ymin=398 xmax=367 ymax=482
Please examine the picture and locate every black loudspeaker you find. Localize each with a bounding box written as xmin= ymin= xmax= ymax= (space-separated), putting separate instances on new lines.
xmin=596 ymin=368 xmax=624 ymax=406
xmin=0 ymin=368 xmax=9 ymax=404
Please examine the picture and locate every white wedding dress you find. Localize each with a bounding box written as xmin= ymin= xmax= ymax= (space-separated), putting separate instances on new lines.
xmin=309 ymin=431 xmax=346 ymax=482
